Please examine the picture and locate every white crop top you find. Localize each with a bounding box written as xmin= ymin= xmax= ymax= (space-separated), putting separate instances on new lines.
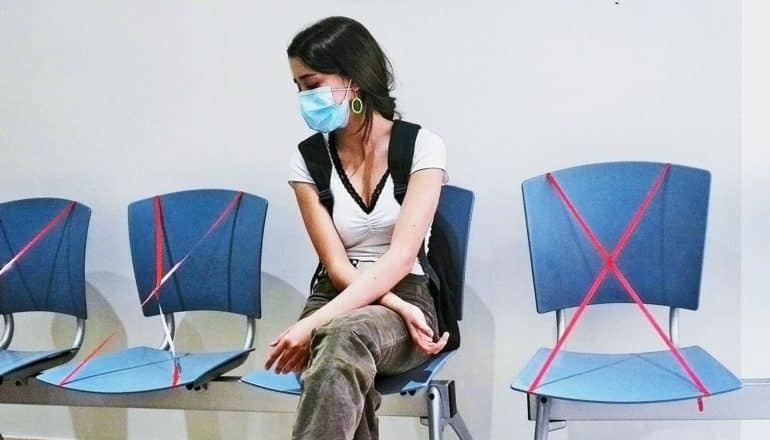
xmin=288 ymin=126 xmax=449 ymax=274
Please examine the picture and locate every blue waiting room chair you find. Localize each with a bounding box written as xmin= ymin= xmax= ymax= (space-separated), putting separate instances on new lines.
xmin=0 ymin=198 xmax=90 ymax=384
xmin=38 ymin=189 xmax=267 ymax=393
xmin=511 ymin=162 xmax=742 ymax=439
xmin=241 ymin=185 xmax=475 ymax=439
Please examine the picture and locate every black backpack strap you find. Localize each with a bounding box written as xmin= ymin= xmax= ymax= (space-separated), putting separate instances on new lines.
xmin=299 ymin=132 xmax=334 ymax=215
xmin=388 ymin=120 xmax=421 ymax=204
xmin=388 ymin=120 xmax=456 ymax=350
xmin=387 ymin=121 xmax=441 ymax=291
xmin=417 ymin=245 xmax=440 ymax=290
xmin=298 ymin=132 xmax=334 ymax=291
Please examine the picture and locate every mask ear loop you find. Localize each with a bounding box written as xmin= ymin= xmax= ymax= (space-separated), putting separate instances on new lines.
xmin=329 ymin=78 xmax=353 ymax=106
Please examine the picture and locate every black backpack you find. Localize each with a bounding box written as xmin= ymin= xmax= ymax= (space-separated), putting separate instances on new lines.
xmin=298 ymin=119 xmax=466 ymax=352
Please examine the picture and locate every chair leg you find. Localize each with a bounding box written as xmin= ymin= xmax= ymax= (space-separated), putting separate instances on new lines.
xmin=422 ymin=380 xmax=473 ymax=440
xmin=427 ymin=383 xmax=444 ymax=440
xmin=447 ymin=412 xmax=472 ymax=440
xmin=534 ymin=396 xmax=551 ymax=440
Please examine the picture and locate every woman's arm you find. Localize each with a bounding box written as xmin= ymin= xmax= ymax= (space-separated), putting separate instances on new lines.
xmin=265 ymin=169 xmax=447 ymax=373
xmin=300 ymin=168 xmax=444 ymax=325
xmin=290 ymin=181 xmax=359 ymax=291
xmin=291 ymin=179 xmax=424 ymax=322
xmin=295 ymin=177 xmax=445 ymax=354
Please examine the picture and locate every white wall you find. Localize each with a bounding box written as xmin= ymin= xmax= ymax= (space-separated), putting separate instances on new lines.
xmin=0 ymin=1 xmax=744 ymax=438
xmin=741 ymin=0 xmax=770 ymax=438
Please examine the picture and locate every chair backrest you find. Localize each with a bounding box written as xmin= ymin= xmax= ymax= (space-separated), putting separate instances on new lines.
xmin=128 ymin=189 xmax=268 ymax=318
xmin=427 ymin=185 xmax=475 ymax=320
xmin=522 ymin=162 xmax=710 ymax=314
xmin=0 ymin=198 xmax=90 ymax=318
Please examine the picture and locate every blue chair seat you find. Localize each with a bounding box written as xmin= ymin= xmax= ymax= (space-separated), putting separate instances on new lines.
xmin=241 ymin=351 xmax=454 ymax=396
xmin=37 ymin=346 xmax=251 ymax=393
xmin=0 ymin=348 xmax=75 ymax=379
xmin=512 ymin=345 xmax=741 ymax=403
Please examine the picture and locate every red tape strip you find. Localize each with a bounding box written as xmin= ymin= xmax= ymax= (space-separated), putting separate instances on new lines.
xmin=0 ymin=202 xmax=75 ymax=278
xmin=58 ymin=331 xmax=116 ymax=386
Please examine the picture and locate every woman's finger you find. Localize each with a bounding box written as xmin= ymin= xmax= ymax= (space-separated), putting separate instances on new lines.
xmin=282 ymin=347 xmax=308 ymax=374
xmin=274 ymin=348 xmax=295 ymax=374
xmin=285 ymin=351 xmax=309 ymax=374
xmin=415 ymin=330 xmax=439 ymax=353
xmin=264 ymin=339 xmax=287 ymax=369
xmin=414 ymin=318 xmax=434 ymax=338
xmin=407 ymin=328 xmax=430 ymax=353
xmin=270 ymin=328 xmax=290 ymax=347
xmin=430 ymin=332 xmax=450 ymax=354
xmin=279 ymin=350 xmax=301 ymax=374
xmin=418 ymin=331 xmax=450 ymax=355
xmin=408 ymin=322 xmax=429 ymax=345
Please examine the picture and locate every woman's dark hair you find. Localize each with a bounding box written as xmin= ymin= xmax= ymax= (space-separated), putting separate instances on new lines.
xmin=288 ymin=16 xmax=398 ymax=141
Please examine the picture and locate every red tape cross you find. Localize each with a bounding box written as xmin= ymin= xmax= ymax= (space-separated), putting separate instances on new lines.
xmin=58 ymin=193 xmax=243 ymax=387
xmin=527 ymin=164 xmax=710 ymax=411
xmin=0 ymin=202 xmax=75 ymax=278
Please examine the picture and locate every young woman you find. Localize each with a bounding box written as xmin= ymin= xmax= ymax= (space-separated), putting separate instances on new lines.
xmin=265 ymin=16 xmax=450 ymax=440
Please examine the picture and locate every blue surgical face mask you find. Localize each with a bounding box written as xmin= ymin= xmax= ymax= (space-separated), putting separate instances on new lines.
xmin=298 ymin=80 xmax=352 ymax=133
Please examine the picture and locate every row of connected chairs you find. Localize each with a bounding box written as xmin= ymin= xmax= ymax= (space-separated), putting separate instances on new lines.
xmin=0 ymin=186 xmax=474 ymax=439
xmin=0 ymin=162 xmax=744 ymax=439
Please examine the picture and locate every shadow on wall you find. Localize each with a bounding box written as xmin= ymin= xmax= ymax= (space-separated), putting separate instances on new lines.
xmin=451 ymin=286 xmax=495 ymax=439
xmin=51 ymin=279 xmax=129 ymax=440
xmin=173 ymin=272 xmax=307 ymax=440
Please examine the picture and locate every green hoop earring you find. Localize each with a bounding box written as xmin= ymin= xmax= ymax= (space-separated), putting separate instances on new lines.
xmin=350 ymin=97 xmax=364 ymax=114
